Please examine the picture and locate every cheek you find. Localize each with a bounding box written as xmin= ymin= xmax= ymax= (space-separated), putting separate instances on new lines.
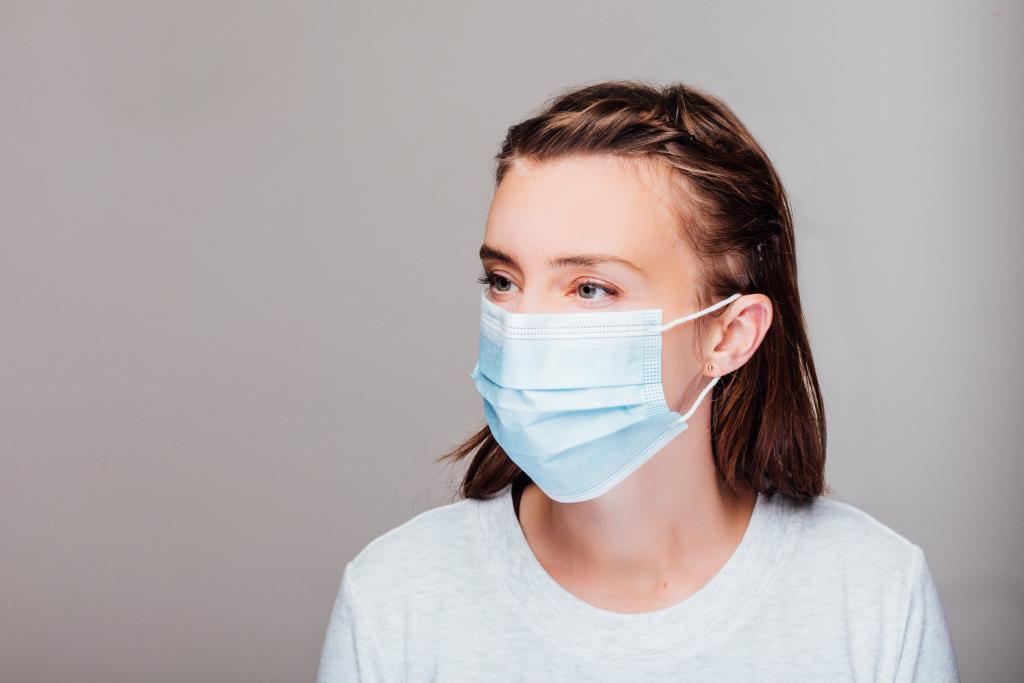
xmin=659 ymin=333 xmax=699 ymax=408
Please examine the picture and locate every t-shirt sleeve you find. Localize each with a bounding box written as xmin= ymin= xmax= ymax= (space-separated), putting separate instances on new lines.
xmin=316 ymin=561 xmax=395 ymax=683
xmin=893 ymin=546 xmax=960 ymax=682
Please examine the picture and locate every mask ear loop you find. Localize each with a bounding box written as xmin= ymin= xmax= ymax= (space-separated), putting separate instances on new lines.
xmin=657 ymin=292 xmax=742 ymax=332
xmin=656 ymin=292 xmax=741 ymax=424
xmin=678 ymin=375 xmax=720 ymax=423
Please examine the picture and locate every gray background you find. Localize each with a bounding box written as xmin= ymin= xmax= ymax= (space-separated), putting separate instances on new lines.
xmin=1 ymin=1 xmax=1020 ymax=681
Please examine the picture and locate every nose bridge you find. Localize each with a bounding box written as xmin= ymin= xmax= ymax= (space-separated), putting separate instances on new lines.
xmin=514 ymin=294 xmax=562 ymax=315
xmin=509 ymin=280 xmax=567 ymax=315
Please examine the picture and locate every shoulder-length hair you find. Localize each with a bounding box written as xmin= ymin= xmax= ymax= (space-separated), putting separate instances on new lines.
xmin=438 ymin=79 xmax=828 ymax=503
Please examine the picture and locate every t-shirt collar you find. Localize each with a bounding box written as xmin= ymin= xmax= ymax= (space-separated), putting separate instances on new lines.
xmin=475 ymin=482 xmax=797 ymax=659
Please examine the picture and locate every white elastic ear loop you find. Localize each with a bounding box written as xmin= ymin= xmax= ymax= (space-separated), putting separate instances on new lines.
xmin=678 ymin=375 xmax=719 ymax=423
xmin=658 ymin=292 xmax=742 ymax=333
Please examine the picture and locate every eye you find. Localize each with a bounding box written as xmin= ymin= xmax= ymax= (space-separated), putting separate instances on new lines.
xmin=477 ymin=270 xmax=618 ymax=301
xmin=575 ymin=280 xmax=618 ymax=300
xmin=477 ymin=270 xmax=517 ymax=293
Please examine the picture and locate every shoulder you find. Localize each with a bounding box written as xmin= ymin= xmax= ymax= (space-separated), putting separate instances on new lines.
xmin=342 ymin=493 xmax=489 ymax=604
xmin=798 ymin=493 xmax=921 ymax=552
xmin=319 ymin=496 xmax=490 ymax=681
xmin=778 ymin=494 xmax=959 ymax=678
xmin=784 ymin=492 xmax=926 ymax=587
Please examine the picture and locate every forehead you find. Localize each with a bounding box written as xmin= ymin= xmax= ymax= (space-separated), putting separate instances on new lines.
xmin=485 ymin=154 xmax=690 ymax=262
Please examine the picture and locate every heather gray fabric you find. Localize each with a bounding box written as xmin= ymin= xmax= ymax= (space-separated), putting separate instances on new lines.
xmin=317 ymin=484 xmax=959 ymax=681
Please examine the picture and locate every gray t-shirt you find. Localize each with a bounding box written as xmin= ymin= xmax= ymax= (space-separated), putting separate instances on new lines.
xmin=317 ymin=482 xmax=959 ymax=681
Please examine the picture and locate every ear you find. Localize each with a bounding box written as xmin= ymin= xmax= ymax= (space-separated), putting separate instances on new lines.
xmin=702 ymin=294 xmax=773 ymax=377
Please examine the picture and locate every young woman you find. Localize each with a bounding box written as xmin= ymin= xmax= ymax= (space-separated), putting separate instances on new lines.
xmin=317 ymin=80 xmax=960 ymax=682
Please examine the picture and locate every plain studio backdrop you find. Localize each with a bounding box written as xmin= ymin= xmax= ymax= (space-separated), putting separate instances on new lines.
xmin=1 ymin=1 xmax=1021 ymax=681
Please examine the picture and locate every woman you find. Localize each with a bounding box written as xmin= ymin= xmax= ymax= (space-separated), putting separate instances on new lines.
xmin=317 ymin=80 xmax=960 ymax=681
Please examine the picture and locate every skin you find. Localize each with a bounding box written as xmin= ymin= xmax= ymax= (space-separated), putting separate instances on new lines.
xmin=479 ymin=153 xmax=773 ymax=613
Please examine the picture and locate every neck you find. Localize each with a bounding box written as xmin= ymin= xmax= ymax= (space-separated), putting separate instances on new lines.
xmin=516 ymin=402 xmax=757 ymax=590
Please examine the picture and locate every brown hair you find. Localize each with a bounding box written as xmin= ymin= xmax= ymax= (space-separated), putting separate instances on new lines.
xmin=437 ymin=79 xmax=828 ymax=503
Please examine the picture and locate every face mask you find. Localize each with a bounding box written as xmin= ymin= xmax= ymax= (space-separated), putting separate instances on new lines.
xmin=469 ymin=290 xmax=742 ymax=503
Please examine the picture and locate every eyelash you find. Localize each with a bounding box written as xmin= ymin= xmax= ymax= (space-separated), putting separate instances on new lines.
xmin=476 ymin=270 xmax=619 ymax=299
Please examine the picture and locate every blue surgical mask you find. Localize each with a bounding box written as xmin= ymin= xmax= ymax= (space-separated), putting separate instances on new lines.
xmin=469 ymin=290 xmax=742 ymax=503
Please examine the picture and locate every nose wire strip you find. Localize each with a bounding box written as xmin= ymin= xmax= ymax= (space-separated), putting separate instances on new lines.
xmin=657 ymin=293 xmax=742 ymax=333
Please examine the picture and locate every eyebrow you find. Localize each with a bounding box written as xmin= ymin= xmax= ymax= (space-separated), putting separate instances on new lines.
xmin=478 ymin=244 xmax=645 ymax=274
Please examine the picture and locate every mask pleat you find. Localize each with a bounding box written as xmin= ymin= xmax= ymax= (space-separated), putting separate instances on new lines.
xmin=482 ymin=399 xmax=661 ymax=458
xmin=469 ymin=289 xmax=740 ymax=502
xmin=478 ymin=333 xmax=652 ymax=389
